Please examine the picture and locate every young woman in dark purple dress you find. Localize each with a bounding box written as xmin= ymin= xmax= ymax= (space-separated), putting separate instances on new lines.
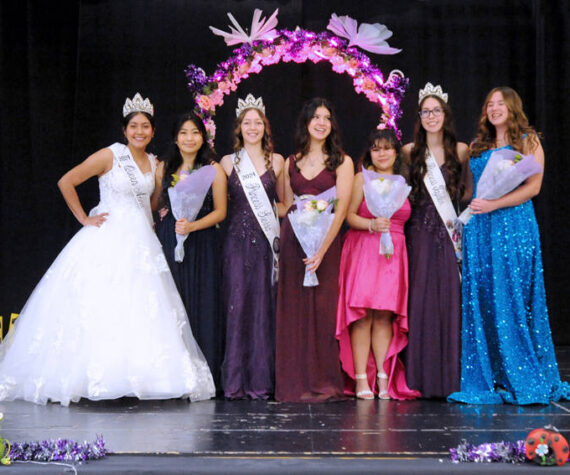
xmin=220 ymin=95 xmax=285 ymax=399
xmin=403 ymin=83 xmax=469 ymax=398
xmin=154 ymin=112 xmax=227 ymax=390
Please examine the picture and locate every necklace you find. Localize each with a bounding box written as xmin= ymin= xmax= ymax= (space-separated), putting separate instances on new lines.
xmin=305 ymin=152 xmax=325 ymax=168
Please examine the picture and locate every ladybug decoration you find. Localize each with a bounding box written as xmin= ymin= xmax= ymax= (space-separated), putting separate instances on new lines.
xmin=525 ymin=425 xmax=569 ymax=466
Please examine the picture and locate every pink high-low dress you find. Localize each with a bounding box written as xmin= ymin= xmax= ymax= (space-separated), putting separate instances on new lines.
xmin=336 ymin=197 xmax=420 ymax=400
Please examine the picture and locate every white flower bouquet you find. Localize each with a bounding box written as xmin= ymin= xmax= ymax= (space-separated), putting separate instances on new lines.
xmin=362 ymin=168 xmax=411 ymax=258
xmin=457 ymin=149 xmax=543 ymax=225
xmin=167 ymin=165 xmax=217 ymax=262
xmin=288 ymin=186 xmax=337 ymax=287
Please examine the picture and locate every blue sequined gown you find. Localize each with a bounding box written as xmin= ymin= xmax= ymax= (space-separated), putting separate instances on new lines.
xmin=448 ymin=146 xmax=570 ymax=405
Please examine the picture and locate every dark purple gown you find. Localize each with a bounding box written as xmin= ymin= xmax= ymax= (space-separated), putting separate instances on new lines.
xmin=156 ymin=188 xmax=225 ymax=391
xmin=405 ymin=166 xmax=461 ymax=398
xmin=275 ymin=157 xmax=345 ymax=402
xmin=221 ymin=169 xmax=277 ymax=399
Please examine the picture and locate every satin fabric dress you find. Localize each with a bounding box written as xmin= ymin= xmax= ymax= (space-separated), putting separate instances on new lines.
xmin=275 ymin=157 xmax=345 ymax=402
xmin=336 ymin=197 xmax=420 ymax=400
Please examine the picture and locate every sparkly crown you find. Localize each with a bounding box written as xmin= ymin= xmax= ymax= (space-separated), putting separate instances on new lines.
xmin=122 ymin=92 xmax=154 ymax=117
xmin=236 ymin=94 xmax=265 ymax=117
xmin=418 ymin=82 xmax=448 ymax=105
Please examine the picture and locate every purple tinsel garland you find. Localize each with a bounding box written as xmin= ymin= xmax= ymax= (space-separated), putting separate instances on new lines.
xmin=9 ymin=435 xmax=106 ymax=463
xmin=449 ymin=439 xmax=527 ymax=464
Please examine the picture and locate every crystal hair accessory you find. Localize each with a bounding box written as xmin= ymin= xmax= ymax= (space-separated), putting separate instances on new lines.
xmin=236 ymin=94 xmax=265 ymax=117
xmin=122 ymin=92 xmax=154 ymax=117
xmin=418 ymin=82 xmax=448 ymax=104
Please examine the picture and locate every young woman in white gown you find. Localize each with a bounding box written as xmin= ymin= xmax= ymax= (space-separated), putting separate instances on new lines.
xmin=0 ymin=93 xmax=215 ymax=406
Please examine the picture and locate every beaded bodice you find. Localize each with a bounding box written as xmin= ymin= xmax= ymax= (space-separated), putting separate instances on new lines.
xmin=97 ymin=144 xmax=155 ymax=213
xmin=226 ymin=168 xmax=277 ymax=243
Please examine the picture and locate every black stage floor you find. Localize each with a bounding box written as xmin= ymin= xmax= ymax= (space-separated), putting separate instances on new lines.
xmin=1 ymin=348 xmax=570 ymax=473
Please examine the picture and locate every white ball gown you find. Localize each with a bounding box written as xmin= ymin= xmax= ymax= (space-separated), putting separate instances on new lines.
xmin=0 ymin=143 xmax=215 ymax=405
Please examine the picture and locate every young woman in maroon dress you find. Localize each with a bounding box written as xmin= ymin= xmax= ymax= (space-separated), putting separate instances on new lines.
xmin=336 ymin=129 xmax=420 ymax=400
xmin=275 ymin=98 xmax=353 ymax=402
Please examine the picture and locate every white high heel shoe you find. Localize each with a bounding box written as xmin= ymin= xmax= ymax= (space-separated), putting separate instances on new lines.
xmin=377 ymin=372 xmax=390 ymax=400
xmin=355 ymin=373 xmax=374 ymax=400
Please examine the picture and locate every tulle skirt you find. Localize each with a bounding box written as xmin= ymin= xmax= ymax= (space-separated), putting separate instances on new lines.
xmin=0 ymin=205 xmax=215 ymax=405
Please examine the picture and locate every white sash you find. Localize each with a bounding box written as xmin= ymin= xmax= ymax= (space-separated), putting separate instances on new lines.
xmin=233 ymin=149 xmax=280 ymax=284
xmin=110 ymin=143 xmax=154 ymax=228
xmin=423 ymin=148 xmax=462 ymax=264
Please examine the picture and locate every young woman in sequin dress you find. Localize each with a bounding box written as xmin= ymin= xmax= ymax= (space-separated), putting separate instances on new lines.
xmin=275 ymin=98 xmax=353 ymax=402
xmin=448 ymin=87 xmax=570 ymax=404
xmin=336 ymin=129 xmax=420 ymax=401
xmin=220 ymin=102 xmax=285 ymax=399
xmin=154 ymin=112 xmax=227 ymax=391
xmin=403 ymin=87 xmax=469 ymax=398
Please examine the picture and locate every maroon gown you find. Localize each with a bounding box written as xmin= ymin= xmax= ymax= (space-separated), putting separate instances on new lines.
xmin=275 ymin=157 xmax=345 ymax=402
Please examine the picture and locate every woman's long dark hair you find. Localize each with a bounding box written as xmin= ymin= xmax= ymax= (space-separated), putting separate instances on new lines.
xmin=360 ymin=129 xmax=404 ymax=176
xmin=295 ymin=98 xmax=344 ymax=170
xmin=160 ymin=112 xmax=216 ymax=206
xmin=409 ymin=95 xmax=462 ymax=204
xmin=470 ymin=86 xmax=539 ymax=157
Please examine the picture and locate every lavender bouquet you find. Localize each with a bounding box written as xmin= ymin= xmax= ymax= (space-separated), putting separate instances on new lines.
xmin=288 ymin=186 xmax=336 ymax=287
xmin=168 ymin=165 xmax=216 ymax=262
xmin=362 ymin=168 xmax=411 ymax=258
xmin=458 ymin=149 xmax=542 ymax=225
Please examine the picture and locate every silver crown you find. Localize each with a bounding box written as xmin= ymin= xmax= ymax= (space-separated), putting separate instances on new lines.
xmin=236 ymin=93 xmax=265 ymax=117
xmin=418 ymin=82 xmax=448 ymax=105
xmin=123 ymin=92 xmax=154 ymax=117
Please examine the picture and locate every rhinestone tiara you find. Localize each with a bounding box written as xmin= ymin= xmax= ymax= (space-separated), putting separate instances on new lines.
xmin=123 ymin=92 xmax=154 ymax=117
xmin=236 ymin=93 xmax=265 ymax=117
xmin=418 ymin=82 xmax=448 ymax=105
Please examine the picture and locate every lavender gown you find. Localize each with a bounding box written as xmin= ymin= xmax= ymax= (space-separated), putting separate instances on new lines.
xmin=221 ymin=169 xmax=277 ymax=399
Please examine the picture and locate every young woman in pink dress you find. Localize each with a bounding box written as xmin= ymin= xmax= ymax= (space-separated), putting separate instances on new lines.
xmin=336 ymin=129 xmax=420 ymax=400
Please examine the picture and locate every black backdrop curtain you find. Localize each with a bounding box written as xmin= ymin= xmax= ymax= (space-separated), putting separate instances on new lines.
xmin=1 ymin=0 xmax=569 ymax=341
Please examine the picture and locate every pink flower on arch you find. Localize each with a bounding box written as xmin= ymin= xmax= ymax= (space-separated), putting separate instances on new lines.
xmin=209 ymin=89 xmax=224 ymax=106
xmin=197 ymin=94 xmax=214 ymax=111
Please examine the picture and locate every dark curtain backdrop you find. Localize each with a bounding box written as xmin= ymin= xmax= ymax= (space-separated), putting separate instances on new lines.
xmin=1 ymin=0 xmax=569 ymax=341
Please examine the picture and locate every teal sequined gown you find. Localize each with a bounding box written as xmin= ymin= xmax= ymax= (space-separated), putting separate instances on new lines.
xmin=448 ymin=146 xmax=570 ymax=405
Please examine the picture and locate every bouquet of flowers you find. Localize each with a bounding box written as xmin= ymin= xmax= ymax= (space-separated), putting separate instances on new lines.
xmin=362 ymin=168 xmax=411 ymax=258
xmin=168 ymin=165 xmax=217 ymax=262
xmin=457 ymin=149 xmax=543 ymax=225
xmin=288 ymin=186 xmax=336 ymax=287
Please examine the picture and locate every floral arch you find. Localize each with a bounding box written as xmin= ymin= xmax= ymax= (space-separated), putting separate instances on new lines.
xmin=184 ymin=10 xmax=408 ymax=142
